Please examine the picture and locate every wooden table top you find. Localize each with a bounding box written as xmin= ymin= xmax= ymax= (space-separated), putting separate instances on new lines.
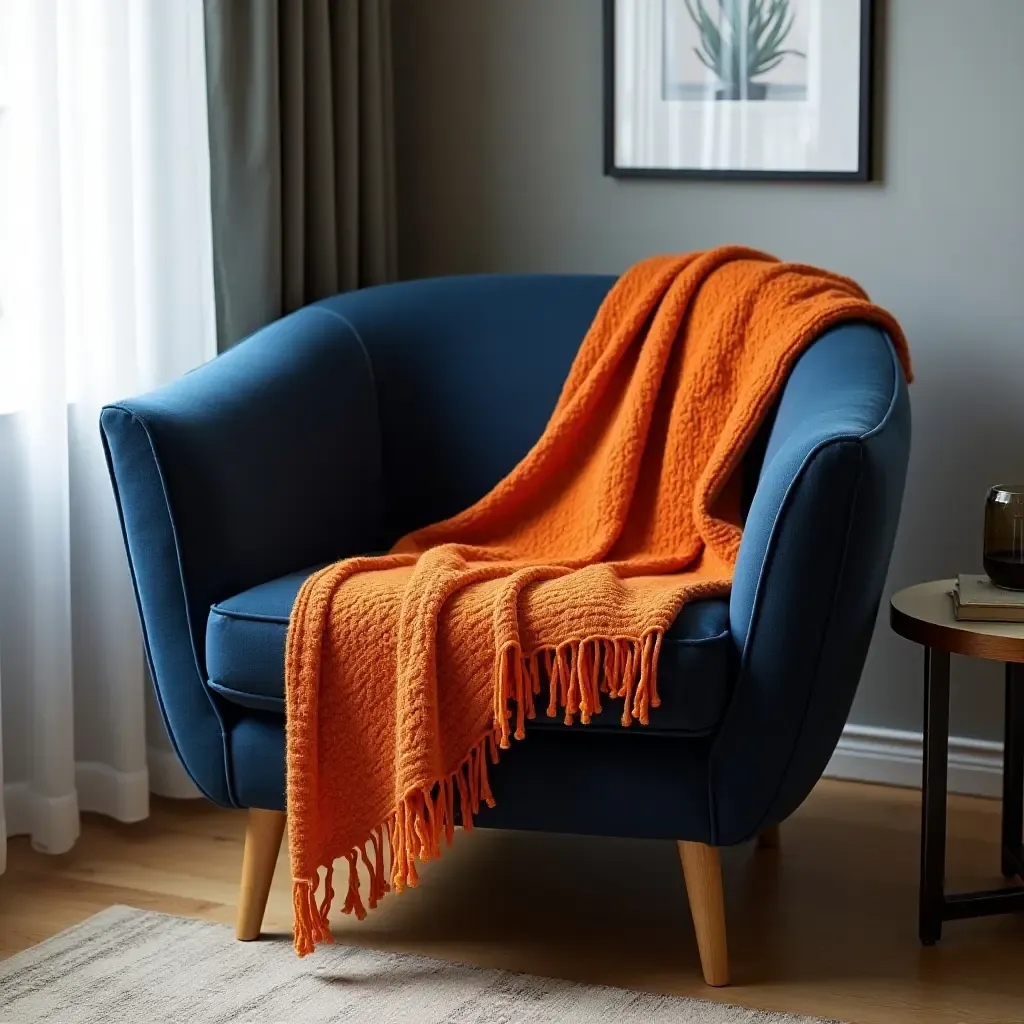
xmin=890 ymin=579 xmax=1024 ymax=663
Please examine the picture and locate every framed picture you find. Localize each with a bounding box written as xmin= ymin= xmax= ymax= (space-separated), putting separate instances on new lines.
xmin=604 ymin=0 xmax=874 ymax=181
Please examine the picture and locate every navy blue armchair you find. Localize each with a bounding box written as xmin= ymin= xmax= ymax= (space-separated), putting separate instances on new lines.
xmin=101 ymin=275 xmax=910 ymax=986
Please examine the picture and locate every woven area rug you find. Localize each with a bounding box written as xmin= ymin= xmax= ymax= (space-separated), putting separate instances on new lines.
xmin=0 ymin=906 xmax=842 ymax=1023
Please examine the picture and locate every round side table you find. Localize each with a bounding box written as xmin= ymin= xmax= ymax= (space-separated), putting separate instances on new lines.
xmin=891 ymin=580 xmax=1024 ymax=945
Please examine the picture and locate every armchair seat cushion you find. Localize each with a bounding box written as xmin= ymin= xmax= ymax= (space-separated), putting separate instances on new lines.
xmin=206 ymin=565 xmax=735 ymax=737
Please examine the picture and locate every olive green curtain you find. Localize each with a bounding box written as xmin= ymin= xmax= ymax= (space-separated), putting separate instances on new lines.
xmin=204 ymin=0 xmax=397 ymax=349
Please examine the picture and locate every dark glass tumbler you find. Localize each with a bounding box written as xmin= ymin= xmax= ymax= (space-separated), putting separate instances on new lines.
xmin=984 ymin=485 xmax=1024 ymax=590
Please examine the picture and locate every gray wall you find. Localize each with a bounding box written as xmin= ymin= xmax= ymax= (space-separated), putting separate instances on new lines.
xmin=394 ymin=0 xmax=1024 ymax=743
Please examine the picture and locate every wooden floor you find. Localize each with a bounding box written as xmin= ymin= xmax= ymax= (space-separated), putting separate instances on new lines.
xmin=2 ymin=779 xmax=1023 ymax=1023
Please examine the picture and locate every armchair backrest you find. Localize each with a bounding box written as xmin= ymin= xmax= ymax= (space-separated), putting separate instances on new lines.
xmin=317 ymin=275 xmax=617 ymax=542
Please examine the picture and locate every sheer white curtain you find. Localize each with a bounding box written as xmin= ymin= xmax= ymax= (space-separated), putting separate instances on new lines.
xmin=0 ymin=0 xmax=216 ymax=872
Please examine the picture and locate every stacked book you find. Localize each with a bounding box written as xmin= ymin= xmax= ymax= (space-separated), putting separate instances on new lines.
xmin=952 ymin=574 xmax=1024 ymax=622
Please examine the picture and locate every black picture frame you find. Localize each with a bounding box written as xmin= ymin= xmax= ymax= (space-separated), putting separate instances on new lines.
xmin=603 ymin=0 xmax=875 ymax=182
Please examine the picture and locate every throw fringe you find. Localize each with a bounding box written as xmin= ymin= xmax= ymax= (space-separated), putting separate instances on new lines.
xmin=292 ymin=627 xmax=664 ymax=956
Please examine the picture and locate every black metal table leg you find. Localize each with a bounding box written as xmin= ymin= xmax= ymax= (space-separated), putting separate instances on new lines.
xmin=1003 ymin=662 xmax=1024 ymax=880
xmin=895 ymin=584 xmax=1024 ymax=941
xmin=919 ymin=646 xmax=950 ymax=946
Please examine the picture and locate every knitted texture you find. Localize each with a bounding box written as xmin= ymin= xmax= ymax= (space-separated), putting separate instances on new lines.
xmin=285 ymin=248 xmax=912 ymax=955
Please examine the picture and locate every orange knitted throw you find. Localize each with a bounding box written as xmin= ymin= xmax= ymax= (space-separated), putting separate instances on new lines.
xmin=285 ymin=247 xmax=912 ymax=955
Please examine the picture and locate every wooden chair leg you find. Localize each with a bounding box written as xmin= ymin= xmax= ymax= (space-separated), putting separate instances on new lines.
xmin=236 ymin=808 xmax=286 ymax=941
xmin=757 ymin=824 xmax=780 ymax=850
xmin=678 ymin=840 xmax=730 ymax=986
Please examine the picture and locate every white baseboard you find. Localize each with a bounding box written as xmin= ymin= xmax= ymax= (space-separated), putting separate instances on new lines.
xmin=3 ymin=748 xmax=201 ymax=859
xmin=826 ymin=723 xmax=1004 ymax=798
xmin=3 ymin=781 xmax=81 ymax=855
xmin=5 ymin=760 xmax=150 ymax=853
xmin=76 ymin=761 xmax=150 ymax=823
xmin=146 ymin=746 xmax=201 ymax=800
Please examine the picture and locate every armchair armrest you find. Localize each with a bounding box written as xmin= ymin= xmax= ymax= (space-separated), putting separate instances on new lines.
xmin=101 ymin=306 xmax=382 ymax=804
xmin=709 ymin=323 xmax=911 ymax=844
